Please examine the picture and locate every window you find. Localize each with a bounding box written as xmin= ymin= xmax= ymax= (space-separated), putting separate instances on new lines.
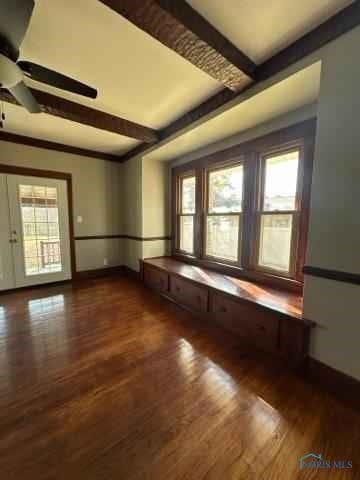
xmin=177 ymin=174 xmax=196 ymax=254
xmin=256 ymin=150 xmax=300 ymax=275
xmin=172 ymin=121 xmax=314 ymax=286
xmin=205 ymin=163 xmax=243 ymax=262
xmin=19 ymin=184 xmax=62 ymax=276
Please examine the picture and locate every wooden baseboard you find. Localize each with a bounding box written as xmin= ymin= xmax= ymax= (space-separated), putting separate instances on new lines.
xmin=1 ymin=266 xmax=140 ymax=294
xmin=308 ymin=357 xmax=360 ymax=410
xmin=0 ymin=279 xmax=72 ymax=295
xmin=74 ymin=265 xmax=126 ymax=281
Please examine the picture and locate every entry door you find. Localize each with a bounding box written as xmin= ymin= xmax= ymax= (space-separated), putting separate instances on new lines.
xmin=3 ymin=174 xmax=72 ymax=289
xmin=0 ymin=174 xmax=15 ymax=290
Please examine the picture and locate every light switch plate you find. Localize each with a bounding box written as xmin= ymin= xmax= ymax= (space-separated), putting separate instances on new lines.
xmin=77 ymin=216 xmax=83 ymax=224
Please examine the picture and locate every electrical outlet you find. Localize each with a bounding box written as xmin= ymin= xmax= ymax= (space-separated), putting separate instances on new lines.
xmin=103 ymin=258 xmax=108 ymax=266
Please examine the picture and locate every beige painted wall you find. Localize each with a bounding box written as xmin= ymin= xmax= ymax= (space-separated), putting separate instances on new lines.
xmin=303 ymin=26 xmax=360 ymax=380
xmin=0 ymin=140 xmax=124 ymax=272
xmin=118 ymin=156 xmax=172 ymax=271
xmin=122 ymin=238 xmax=142 ymax=272
xmin=121 ymin=157 xmax=143 ymax=271
xmin=122 ymin=156 xmax=142 ymax=237
xmin=142 ymin=157 xmax=170 ymax=237
xmin=170 ymin=102 xmax=317 ymax=168
xmin=141 ymin=157 xmax=171 ymax=262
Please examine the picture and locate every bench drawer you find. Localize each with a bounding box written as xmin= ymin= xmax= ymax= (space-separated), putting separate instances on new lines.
xmin=144 ymin=265 xmax=169 ymax=293
xmin=170 ymin=275 xmax=208 ymax=313
xmin=211 ymin=292 xmax=279 ymax=353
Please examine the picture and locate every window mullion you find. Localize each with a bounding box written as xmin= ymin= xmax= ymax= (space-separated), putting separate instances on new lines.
xmin=194 ymin=168 xmax=204 ymax=258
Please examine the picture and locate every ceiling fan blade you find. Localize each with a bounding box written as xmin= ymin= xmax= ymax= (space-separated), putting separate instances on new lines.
xmin=18 ymin=61 xmax=98 ymax=99
xmin=0 ymin=0 xmax=34 ymax=56
xmin=9 ymin=81 xmax=41 ymax=113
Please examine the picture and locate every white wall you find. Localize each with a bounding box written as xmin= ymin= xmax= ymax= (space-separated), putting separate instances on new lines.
xmin=303 ymin=26 xmax=360 ymax=380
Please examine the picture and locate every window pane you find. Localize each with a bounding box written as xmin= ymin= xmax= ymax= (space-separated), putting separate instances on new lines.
xmin=180 ymin=216 xmax=194 ymax=254
xmin=258 ymin=214 xmax=293 ymax=272
xmin=19 ymin=184 xmax=63 ymax=276
xmin=181 ymin=176 xmax=195 ymax=214
xmin=208 ymin=165 xmax=243 ymax=213
xmin=264 ymin=151 xmax=299 ymax=211
xmin=206 ymin=215 xmax=239 ymax=262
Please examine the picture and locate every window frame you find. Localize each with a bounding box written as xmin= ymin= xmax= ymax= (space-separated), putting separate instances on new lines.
xmin=203 ymin=159 xmax=245 ymax=266
xmin=175 ymin=171 xmax=197 ymax=256
xmin=172 ymin=120 xmax=315 ymax=290
xmin=252 ymin=144 xmax=304 ymax=279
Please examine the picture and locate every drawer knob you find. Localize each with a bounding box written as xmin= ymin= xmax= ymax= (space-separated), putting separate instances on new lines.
xmin=257 ymin=325 xmax=266 ymax=332
xmin=219 ymin=306 xmax=227 ymax=313
xmin=176 ymin=286 xmax=181 ymax=292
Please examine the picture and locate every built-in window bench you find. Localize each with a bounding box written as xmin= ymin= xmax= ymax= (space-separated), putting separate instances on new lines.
xmin=141 ymin=257 xmax=315 ymax=369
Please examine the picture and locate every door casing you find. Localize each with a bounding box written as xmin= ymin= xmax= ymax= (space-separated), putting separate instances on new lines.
xmin=0 ymin=164 xmax=76 ymax=289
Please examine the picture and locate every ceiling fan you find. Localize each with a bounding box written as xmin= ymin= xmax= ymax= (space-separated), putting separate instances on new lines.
xmin=0 ymin=0 xmax=97 ymax=114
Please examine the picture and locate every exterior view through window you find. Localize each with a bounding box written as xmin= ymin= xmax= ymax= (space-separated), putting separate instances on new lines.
xmin=206 ymin=164 xmax=243 ymax=262
xmin=179 ymin=175 xmax=195 ymax=254
xmin=257 ymin=150 xmax=299 ymax=274
xmin=20 ymin=184 xmax=62 ymax=276
xmin=173 ymin=123 xmax=313 ymax=285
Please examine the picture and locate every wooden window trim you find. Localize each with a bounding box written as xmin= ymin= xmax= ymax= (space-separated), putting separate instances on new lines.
xmin=175 ymin=171 xmax=197 ymax=255
xmin=172 ymin=119 xmax=316 ymax=291
xmin=252 ymin=144 xmax=304 ymax=279
xmin=202 ymin=158 xmax=244 ymax=266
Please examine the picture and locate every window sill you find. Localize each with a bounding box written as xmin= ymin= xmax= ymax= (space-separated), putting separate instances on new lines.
xmin=172 ymin=252 xmax=303 ymax=293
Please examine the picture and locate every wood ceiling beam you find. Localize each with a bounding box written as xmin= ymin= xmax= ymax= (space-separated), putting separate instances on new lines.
xmin=0 ymin=131 xmax=126 ymax=163
xmin=120 ymin=1 xmax=360 ymax=162
xmin=0 ymin=88 xmax=158 ymax=143
xmin=99 ymin=0 xmax=257 ymax=91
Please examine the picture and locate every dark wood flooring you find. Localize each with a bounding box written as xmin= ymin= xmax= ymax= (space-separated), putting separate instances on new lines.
xmin=0 ymin=276 xmax=359 ymax=479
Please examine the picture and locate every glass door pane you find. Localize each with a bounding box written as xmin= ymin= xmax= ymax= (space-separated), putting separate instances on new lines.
xmin=19 ymin=184 xmax=63 ymax=276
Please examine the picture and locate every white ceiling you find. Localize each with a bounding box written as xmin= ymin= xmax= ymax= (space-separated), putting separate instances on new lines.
xmin=1 ymin=0 xmax=351 ymax=156
xmin=21 ymin=0 xmax=222 ymax=129
xmin=2 ymin=102 xmax=140 ymax=154
xmin=145 ymin=62 xmax=321 ymax=162
xmin=187 ymin=0 xmax=353 ymax=63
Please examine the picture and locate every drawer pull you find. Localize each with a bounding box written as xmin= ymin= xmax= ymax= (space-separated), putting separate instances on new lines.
xmin=176 ymin=286 xmax=181 ymax=292
xmin=219 ymin=306 xmax=227 ymax=313
xmin=257 ymin=325 xmax=266 ymax=332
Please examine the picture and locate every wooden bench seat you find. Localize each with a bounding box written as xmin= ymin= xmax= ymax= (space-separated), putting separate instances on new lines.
xmin=141 ymin=257 xmax=314 ymax=368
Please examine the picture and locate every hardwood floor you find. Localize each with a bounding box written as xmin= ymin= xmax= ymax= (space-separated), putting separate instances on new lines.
xmin=0 ymin=276 xmax=359 ymax=479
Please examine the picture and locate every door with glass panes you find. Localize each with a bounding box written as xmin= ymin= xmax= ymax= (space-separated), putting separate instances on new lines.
xmin=0 ymin=173 xmax=71 ymax=290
